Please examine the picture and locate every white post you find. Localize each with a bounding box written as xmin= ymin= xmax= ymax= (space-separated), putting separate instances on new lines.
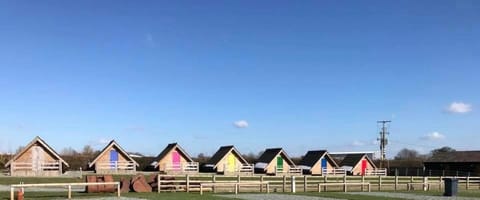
xmin=117 ymin=183 xmax=121 ymax=197
xmin=186 ymin=174 xmax=190 ymax=192
xmin=291 ymin=176 xmax=296 ymax=193
xmin=68 ymin=185 xmax=72 ymax=199
xmin=423 ymin=177 xmax=428 ymax=191
xmin=10 ymin=186 xmax=14 ymax=200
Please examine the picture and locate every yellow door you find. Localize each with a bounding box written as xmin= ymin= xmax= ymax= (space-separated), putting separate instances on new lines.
xmin=227 ymin=153 xmax=236 ymax=172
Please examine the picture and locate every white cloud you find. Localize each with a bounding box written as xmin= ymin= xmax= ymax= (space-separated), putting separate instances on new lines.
xmin=90 ymin=138 xmax=110 ymax=146
xmin=351 ymin=140 xmax=365 ymax=147
xmin=446 ymin=102 xmax=472 ymax=114
xmin=233 ymin=120 xmax=249 ymax=128
xmin=420 ymin=131 xmax=445 ymax=141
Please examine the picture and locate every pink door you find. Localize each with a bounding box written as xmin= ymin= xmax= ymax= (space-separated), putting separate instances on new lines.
xmin=172 ymin=150 xmax=181 ymax=171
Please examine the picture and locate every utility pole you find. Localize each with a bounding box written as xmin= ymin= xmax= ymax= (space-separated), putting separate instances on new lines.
xmin=377 ymin=120 xmax=391 ymax=168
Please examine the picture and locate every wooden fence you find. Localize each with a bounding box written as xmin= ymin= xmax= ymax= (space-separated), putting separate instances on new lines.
xmin=157 ymin=174 xmax=480 ymax=193
xmin=10 ymin=182 xmax=121 ymax=200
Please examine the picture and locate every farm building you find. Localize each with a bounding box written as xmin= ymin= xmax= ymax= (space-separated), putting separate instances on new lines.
xmin=88 ymin=140 xmax=139 ymax=174
xmin=298 ymin=150 xmax=341 ymax=175
xmin=254 ymin=148 xmax=300 ymax=175
xmin=339 ymin=153 xmax=377 ymax=176
xmin=152 ymin=143 xmax=198 ymax=174
xmin=203 ymin=145 xmax=253 ymax=174
xmin=424 ymin=151 xmax=480 ymax=176
xmin=5 ymin=136 xmax=69 ymax=176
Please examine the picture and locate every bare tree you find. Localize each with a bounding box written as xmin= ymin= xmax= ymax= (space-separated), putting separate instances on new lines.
xmin=395 ymin=148 xmax=422 ymax=160
xmin=15 ymin=146 xmax=25 ymax=154
xmin=430 ymin=146 xmax=455 ymax=157
xmin=60 ymin=147 xmax=78 ymax=156
xmin=194 ymin=153 xmax=210 ymax=164
xmin=81 ymin=145 xmax=95 ymax=156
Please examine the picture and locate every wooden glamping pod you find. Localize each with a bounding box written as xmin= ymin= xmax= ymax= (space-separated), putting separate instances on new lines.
xmin=298 ymin=150 xmax=343 ymax=175
xmin=152 ymin=143 xmax=198 ymax=174
xmin=339 ymin=154 xmax=381 ymax=176
xmin=88 ymin=140 xmax=139 ymax=174
xmin=5 ymin=136 xmax=69 ymax=176
xmin=254 ymin=148 xmax=301 ymax=175
xmin=204 ymin=145 xmax=253 ymax=175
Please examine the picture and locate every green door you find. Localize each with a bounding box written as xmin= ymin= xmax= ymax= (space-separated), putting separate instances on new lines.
xmin=276 ymin=156 xmax=283 ymax=172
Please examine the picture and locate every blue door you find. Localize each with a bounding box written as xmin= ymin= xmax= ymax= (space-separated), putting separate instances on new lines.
xmin=321 ymin=158 xmax=327 ymax=170
xmin=110 ymin=149 xmax=118 ymax=169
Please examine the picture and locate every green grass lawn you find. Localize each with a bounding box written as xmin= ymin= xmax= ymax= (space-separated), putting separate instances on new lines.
xmin=297 ymin=192 xmax=407 ymax=200
xmin=2 ymin=190 xmax=480 ymax=200
xmin=404 ymin=189 xmax=480 ymax=198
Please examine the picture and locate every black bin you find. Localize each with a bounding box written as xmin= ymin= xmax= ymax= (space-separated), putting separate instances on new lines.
xmin=443 ymin=178 xmax=458 ymax=196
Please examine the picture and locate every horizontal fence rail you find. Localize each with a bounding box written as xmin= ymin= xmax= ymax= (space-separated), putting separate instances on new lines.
xmin=96 ymin=161 xmax=136 ymax=171
xmin=10 ymin=182 xmax=121 ymax=200
xmin=164 ymin=162 xmax=199 ymax=174
xmin=322 ymin=168 xmax=346 ymax=176
xmin=156 ymin=174 xmax=480 ymax=194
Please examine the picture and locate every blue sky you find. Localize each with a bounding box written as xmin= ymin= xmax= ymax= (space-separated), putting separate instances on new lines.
xmin=0 ymin=1 xmax=479 ymax=158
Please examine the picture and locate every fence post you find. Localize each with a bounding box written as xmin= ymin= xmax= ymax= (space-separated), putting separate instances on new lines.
xmin=378 ymin=176 xmax=382 ymax=191
xmin=291 ymin=176 xmax=296 ymax=193
xmin=423 ymin=176 xmax=428 ymax=191
xmin=260 ymin=175 xmax=264 ymax=192
xmin=439 ymin=176 xmax=442 ymax=190
xmin=361 ymin=175 xmax=365 ymax=191
xmin=283 ymin=175 xmax=286 ymax=192
xmin=466 ymin=176 xmax=470 ymax=190
xmin=10 ymin=186 xmax=14 ymax=200
xmin=186 ymin=174 xmax=190 ymax=193
xmin=395 ymin=173 xmax=398 ymax=191
xmin=303 ymin=175 xmax=307 ymax=192
xmin=323 ymin=175 xmax=327 ymax=192
xmin=237 ymin=174 xmax=241 ymax=191
xmin=157 ymin=175 xmax=161 ymax=193
xmin=343 ymin=175 xmax=347 ymax=192
xmin=212 ymin=174 xmax=216 ymax=193
xmin=117 ymin=183 xmax=121 ymax=197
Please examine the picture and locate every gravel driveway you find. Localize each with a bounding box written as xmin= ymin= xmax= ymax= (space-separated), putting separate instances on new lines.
xmin=348 ymin=192 xmax=480 ymax=200
xmin=218 ymin=194 xmax=345 ymax=200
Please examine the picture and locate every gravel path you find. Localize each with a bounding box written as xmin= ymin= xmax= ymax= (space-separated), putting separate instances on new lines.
xmin=217 ymin=194 xmax=346 ymax=200
xmin=348 ymin=192 xmax=480 ymax=200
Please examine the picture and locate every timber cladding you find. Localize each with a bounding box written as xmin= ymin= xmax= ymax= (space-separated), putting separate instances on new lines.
xmin=299 ymin=150 xmax=339 ymax=175
xmin=340 ymin=154 xmax=376 ymax=176
xmin=5 ymin=136 xmax=68 ymax=176
xmin=255 ymin=148 xmax=296 ymax=174
xmin=206 ymin=145 xmax=249 ymax=173
xmin=154 ymin=143 xmax=194 ymax=172
xmin=89 ymin=140 xmax=139 ymax=174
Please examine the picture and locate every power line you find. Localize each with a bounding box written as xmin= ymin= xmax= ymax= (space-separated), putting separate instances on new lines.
xmin=377 ymin=120 xmax=391 ymax=168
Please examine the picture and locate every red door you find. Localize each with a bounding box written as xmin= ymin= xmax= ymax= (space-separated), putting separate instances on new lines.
xmin=361 ymin=159 xmax=367 ymax=175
